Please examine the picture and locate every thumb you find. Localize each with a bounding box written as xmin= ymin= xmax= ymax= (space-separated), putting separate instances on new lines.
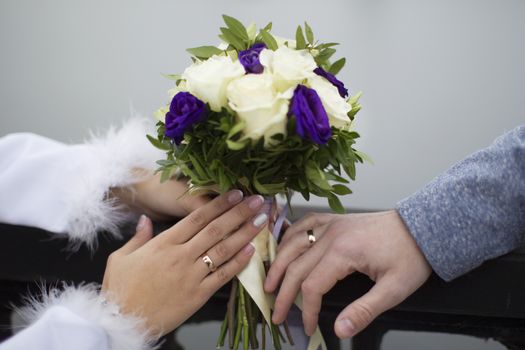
xmin=119 ymin=214 xmax=153 ymax=254
xmin=334 ymin=277 xmax=406 ymax=338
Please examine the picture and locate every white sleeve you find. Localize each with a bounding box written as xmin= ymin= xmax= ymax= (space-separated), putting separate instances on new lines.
xmin=0 ymin=119 xmax=163 ymax=249
xmin=0 ymin=285 xmax=157 ymax=350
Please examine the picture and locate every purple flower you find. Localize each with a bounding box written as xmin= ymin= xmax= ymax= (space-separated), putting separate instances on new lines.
xmin=164 ymin=92 xmax=207 ymax=145
xmin=238 ymin=43 xmax=266 ymax=74
xmin=314 ymin=67 xmax=348 ymax=98
xmin=289 ymin=85 xmax=332 ymax=145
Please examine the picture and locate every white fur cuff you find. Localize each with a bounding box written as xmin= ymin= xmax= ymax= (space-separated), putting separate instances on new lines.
xmin=65 ymin=118 xmax=163 ymax=249
xmin=15 ymin=284 xmax=158 ymax=350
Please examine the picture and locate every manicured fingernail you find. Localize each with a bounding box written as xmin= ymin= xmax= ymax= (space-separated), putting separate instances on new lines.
xmin=336 ymin=318 xmax=355 ymax=338
xmin=227 ymin=190 xmax=244 ymax=204
xmin=136 ymin=215 xmax=147 ymax=231
xmin=258 ymin=202 xmax=271 ymax=215
xmin=242 ymin=243 xmax=255 ymax=255
xmin=247 ymin=195 xmax=264 ymax=209
xmin=253 ymin=213 xmax=268 ymax=227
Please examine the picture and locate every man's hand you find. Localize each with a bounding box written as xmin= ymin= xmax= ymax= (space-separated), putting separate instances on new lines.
xmin=264 ymin=210 xmax=432 ymax=338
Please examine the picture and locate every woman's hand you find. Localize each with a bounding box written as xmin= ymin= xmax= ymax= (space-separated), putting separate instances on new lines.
xmin=264 ymin=210 xmax=431 ymax=338
xmin=102 ymin=190 xmax=267 ymax=336
xmin=112 ymin=171 xmax=210 ymax=221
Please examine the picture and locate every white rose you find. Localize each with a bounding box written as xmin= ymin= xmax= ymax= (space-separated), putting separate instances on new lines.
xmin=227 ymin=73 xmax=292 ymax=146
xmin=167 ymin=80 xmax=188 ymax=99
xmin=153 ymin=105 xmax=168 ymax=123
xmin=259 ymin=46 xmax=316 ymax=92
xmin=273 ymin=35 xmax=296 ymax=49
xmin=307 ymin=75 xmax=352 ymax=128
xmin=183 ymin=55 xmax=244 ymax=112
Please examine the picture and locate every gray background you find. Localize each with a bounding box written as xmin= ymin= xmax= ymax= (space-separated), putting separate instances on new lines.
xmin=1 ymin=0 xmax=523 ymax=348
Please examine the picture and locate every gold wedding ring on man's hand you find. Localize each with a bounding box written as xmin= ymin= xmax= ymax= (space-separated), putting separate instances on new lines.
xmin=307 ymin=229 xmax=316 ymax=245
xmin=202 ymin=255 xmax=217 ymax=272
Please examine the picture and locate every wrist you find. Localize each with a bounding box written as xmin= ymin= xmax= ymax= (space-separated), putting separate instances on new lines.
xmin=109 ymin=169 xmax=154 ymax=211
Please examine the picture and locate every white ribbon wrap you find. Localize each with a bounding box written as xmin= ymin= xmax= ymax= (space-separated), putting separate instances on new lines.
xmin=237 ymin=226 xmax=327 ymax=350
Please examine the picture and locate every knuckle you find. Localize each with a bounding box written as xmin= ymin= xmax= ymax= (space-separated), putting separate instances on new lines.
xmin=387 ymin=284 xmax=407 ymax=304
xmin=235 ymin=203 xmax=251 ymax=218
xmin=270 ymin=260 xmax=284 ymax=275
xmin=215 ymin=197 xmax=232 ymax=213
xmin=352 ymin=301 xmax=375 ymax=327
xmin=304 ymin=212 xmax=316 ymax=219
xmin=323 ymin=226 xmax=337 ymax=240
xmin=189 ymin=211 xmax=206 ymax=227
xmin=107 ymin=252 xmax=120 ymax=264
xmin=280 ymin=233 xmax=291 ymax=244
xmin=292 ymin=231 xmax=308 ymax=248
xmin=216 ymin=267 xmax=230 ymax=284
xmin=301 ymin=280 xmax=317 ymax=296
xmin=331 ymin=239 xmax=349 ymax=256
xmin=214 ymin=241 xmax=229 ymax=259
xmin=287 ymin=261 xmax=302 ymax=278
xmin=206 ymin=224 xmax=223 ymax=240
xmin=234 ymin=255 xmax=249 ymax=271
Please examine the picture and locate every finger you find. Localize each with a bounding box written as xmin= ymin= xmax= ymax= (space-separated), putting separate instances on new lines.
xmin=119 ymin=215 xmax=153 ymax=255
xmin=271 ymin=234 xmax=331 ymax=324
xmin=186 ymin=195 xmax=264 ymax=256
xmin=201 ymin=243 xmax=256 ymax=295
xmin=195 ymin=212 xmax=268 ymax=277
xmin=301 ymin=253 xmax=355 ymax=336
xmin=265 ymin=224 xmax=328 ymax=293
xmin=179 ymin=191 xmax=210 ymax=214
xmin=157 ymin=189 xmax=244 ymax=244
xmin=281 ymin=212 xmax=334 ymax=241
xmin=333 ymin=275 xmax=408 ymax=339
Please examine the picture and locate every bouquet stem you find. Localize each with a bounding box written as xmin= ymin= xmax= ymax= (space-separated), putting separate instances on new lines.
xmin=218 ymin=276 xmax=294 ymax=350
xmin=217 ymin=198 xmax=295 ymax=349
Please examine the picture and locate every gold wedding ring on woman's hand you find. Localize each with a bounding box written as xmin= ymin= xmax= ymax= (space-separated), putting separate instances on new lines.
xmin=307 ymin=229 xmax=316 ymax=245
xmin=202 ymin=255 xmax=217 ymax=272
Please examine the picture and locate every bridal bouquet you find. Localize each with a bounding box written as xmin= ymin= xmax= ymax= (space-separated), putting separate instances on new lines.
xmin=149 ymin=15 xmax=363 ymax=350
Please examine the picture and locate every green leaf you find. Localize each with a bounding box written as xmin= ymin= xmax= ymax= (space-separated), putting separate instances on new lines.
xmin=156 ymin=159 xmax=175 ymax=167
xmin=300 ymin=190 xmax=310 ymax=201
xmin=219 ymin=27 xmax=246 ymax=51
xmin=253 ymin=177 xmax=270 ymax=194
xmin=222 ymin=15 xmax=249 ymax=41
xmin=332 ymin=184 xmax=352 ymax=195
xmin=217 ymin=167 xmax=231 ymax=193
xmin=326 ymin=171 xmax=349 ymax=183
xmin=147 ymin=134 xmax=171 ymax=151
xmin=305 ymin=161 xmax=331 ymax=190
xmin=316 ymin=42 xmax=339 ymax=50
xmin=160 ymin=167 xmax=174 ymax=182
xmin=259 ymin=30 xmax=278 ymax=50
xmin=188 ymin=155 xmax=208 ymax=179
xmin=349 ymin=91 xmax=363 ymax=105
xmin=226 ymin=139 xmax=249 ymax=150
xmin=328 ymin=194 xmax=345 ymax=213
xmin=344 ymin=162 xmax=356 ymax=180
xmin=227 ymin=120 xmax=246 ymax=139
xmin=304 ymin=22 xmax=314 ymax=44
xmin=262 ymin=22 xmax=273 ymax=32
xmin=317 ymin=48 xmax=336 ymax=61
xmin=347 ymin=106 xmax=361 ymax=121
xmin=186 ymin=46 xmax=223 ymax=59
xmin=355 ymin=150 xmax=374 ymax=164
xmin=329 ymin=57 xmax=346 ymax=75
xmin=295 ymin=26 xmax=307 ymax=50
xmin=161 ymin=74 xmax=182 ymax=81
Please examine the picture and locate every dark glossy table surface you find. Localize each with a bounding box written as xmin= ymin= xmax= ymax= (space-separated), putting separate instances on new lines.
xmin=1 ymin=207 xmax=524 ymax=349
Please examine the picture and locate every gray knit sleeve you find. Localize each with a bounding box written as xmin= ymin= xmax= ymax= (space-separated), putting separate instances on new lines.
xmin=396 ymin=125 xmax=525 ymax=281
